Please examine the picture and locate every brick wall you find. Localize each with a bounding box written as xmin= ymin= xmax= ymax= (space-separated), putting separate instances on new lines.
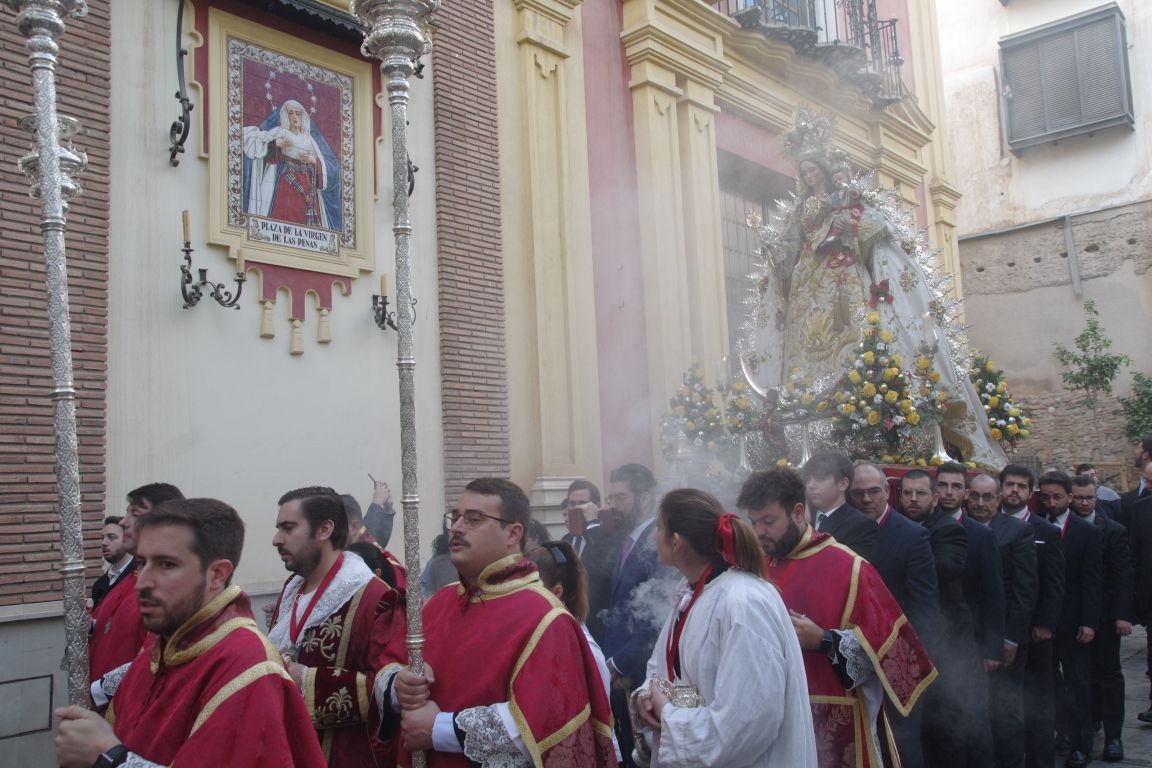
xmin=430 ymin=0 xmax=510 ymax=501
xmin=0 ymin=6 xmax=110 ymax=606
xmin=1012 ymin=391 xmax=1138 ymax=488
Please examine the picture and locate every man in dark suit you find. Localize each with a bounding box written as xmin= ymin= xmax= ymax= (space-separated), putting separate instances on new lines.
xmin=851 ymin=462 xmax=939 ymax=768
xmin=802 ymin=451 xmax=878 ymax=563
xmin=599 ymin=463 xmax=676 ymax=767
xmin=999 ymin=463 xmax=1065 ymax=768
xmin=91 ymin=515 xmax=133 ymax=609
xmin=900 ymin=469 xmax=979 ymax=768
xmin=559 ymin=479 xmax=621 ymax=643
xmin=1038 ymin=471 xmax=1102 ymax=768
xmin=1124 ymin=489 xmax=1152 ymax=724
xmin=967 ymin=473 xmax=1038 ymax=768
xmin=1071 ymin=474 xmax=1133 ymax=761
xmin=937 ymin=463 xmax=1005 ymax=669
xmin=1117 ymin=439 xmax=1152 ymax=528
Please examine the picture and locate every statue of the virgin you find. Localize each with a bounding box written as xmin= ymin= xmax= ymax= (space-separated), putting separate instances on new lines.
xmin=740 ymin=109 xmax=1006 ymax=467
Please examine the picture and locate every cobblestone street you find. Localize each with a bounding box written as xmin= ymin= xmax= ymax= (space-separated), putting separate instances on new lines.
xmin=1110 ymin=633 xmax=1152 ymax=765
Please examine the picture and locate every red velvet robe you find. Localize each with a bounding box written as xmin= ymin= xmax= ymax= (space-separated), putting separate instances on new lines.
xmin=107 ymin=586 xmax=326 ymax=767
xmin=89 ymin=571 xmax=148 ymax=683
xmin=270 ymin=568 xmax=408 ymax=767
xmin=397 ymin=555 xmax=616 ymax=767
xmin=766 ymin=528 xmax=937 ymax=768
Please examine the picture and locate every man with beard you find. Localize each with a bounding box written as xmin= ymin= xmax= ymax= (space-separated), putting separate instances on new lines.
xmin=1070 ymin=474 xmax=1132 ymax=761
xmin=387 ymin=478 xmax=617 ymax=767
xmin=999 ymin=463 xmax=1065 ymax=768
xmin=899 ymin=470 xmax=983 ymax=768
xmin=90 ymin=482 xmax=184 ymax=685
xmin=268 ymin=486 xmax=408 ymax=766
xmin=1037 ymin=471 xmax=1102 ymax=768
xmin=599 ymin=463 xmax=677 ymax=766
xmin=91 ymin=516 xmax=132 ymax=609
xmin=741 ymin=468 xmax=936 ymax=768
xmin=965 ymin=473 xmax=1037 ymax=768
xmin=54 ymin=498 xmax=325 ymax=768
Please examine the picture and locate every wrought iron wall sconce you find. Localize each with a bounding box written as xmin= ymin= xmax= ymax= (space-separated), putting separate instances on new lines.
xmin=179 ymin=209 xmax=245 ymax=309
xmin=372 ymin=274 xmax=417 ymax=331
xmin=169 ymin=0 xmax=194 ymax=166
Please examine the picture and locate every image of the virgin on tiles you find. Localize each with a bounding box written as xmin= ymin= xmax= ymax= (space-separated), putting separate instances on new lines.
xmin=242 ymin=76 xmax=342 ymax=234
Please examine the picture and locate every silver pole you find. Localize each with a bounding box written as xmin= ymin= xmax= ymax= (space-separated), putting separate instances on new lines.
xmin=6 ymin=0 xmax=90 ymax=707
xmin=353 ymin=2 xmax=437 ymax=764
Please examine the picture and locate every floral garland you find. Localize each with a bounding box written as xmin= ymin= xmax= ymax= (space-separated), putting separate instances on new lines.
xmin=776 ymin=367 xmax=822 ymax=420
xmin=724 ymin=380 xmax=763 ymax=433
xmin=969 ymin=355 xmax=1031 ymax=450
xmin=660 ymin=364 xmax=726 ymax=457
xmin=830 ymin=312 xmax=947 ymax=461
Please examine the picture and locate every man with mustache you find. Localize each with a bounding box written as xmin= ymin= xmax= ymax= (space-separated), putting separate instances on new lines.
xmin=55 ymin=498 xmax=325 ymax=768
xmin=89 ymin=482 xmax=184 ymax=685
xmin=268 ymin=486 xmax=408 ymax=766
xmin=387 ymin=478 xmax=616 ymax=767
xmin=741 ymin=467 xmax=936 ymax=768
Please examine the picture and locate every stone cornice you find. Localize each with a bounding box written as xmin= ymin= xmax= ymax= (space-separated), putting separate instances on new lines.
xmin=513 ymin=0 xmax=584 ymax=57
xmin=621 ymin=0 xmax=736 ymax=90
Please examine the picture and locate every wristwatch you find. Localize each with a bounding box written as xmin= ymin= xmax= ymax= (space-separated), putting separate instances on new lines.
xmin=819 ymin=629 xmax=835 ymax=654
xmin=93 ymin=744 xmax=129 ymax=768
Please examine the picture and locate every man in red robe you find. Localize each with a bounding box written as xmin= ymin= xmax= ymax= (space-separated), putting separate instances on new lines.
xmin=89 ymin=482 xmax=183 ymax=684
xmin=387 ymin=478 xmax=617 ymax=767
xmin=268 ymin=486 xmax=408 ymax=766
xmin=55 ymin=498 xmax=325 ymax=768
xmin=739 ymin=467 xmax=937 ymax=768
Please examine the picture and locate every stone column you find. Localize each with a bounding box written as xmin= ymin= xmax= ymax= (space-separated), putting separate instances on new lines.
xmin=508 ymin=0 xmax=603 ymax=513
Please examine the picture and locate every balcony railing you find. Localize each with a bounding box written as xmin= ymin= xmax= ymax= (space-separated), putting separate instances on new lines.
xmin=713 ymin=0 xmax=905 ymax=106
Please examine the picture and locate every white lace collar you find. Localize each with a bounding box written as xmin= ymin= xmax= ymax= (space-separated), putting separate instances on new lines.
xmin=268 ymin=552 xmax=374 ymax=653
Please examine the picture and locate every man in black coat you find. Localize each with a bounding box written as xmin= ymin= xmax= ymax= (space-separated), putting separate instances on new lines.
xmin=900 ymin=469 xmax=979 ymax=768
xmin=1038 ymin=471 xmax=1103 ymax=768
xmin=967 ymin=473 xmax=1038 ymax=768
xmin=851 ymin=462 xmax=940 ymax=768
xmin=1000 ymin=463 xmax=1065 ymax=768
xmin=1125 ymin=491 xmax=1152 ymax=724
xmin=1071 ymin=474 xmax=1133 ymax=761
xmin=1117 ymin=440 xmax=1152 ymax=528
xmin=802 ymin=451 xmax=878 ymax=563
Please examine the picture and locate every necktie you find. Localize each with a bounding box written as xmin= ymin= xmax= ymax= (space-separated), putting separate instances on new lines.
xmin=618 ymin=536 xmax=634 ymax=570
xmin=815 ymin=512 xmax=827 ymax=531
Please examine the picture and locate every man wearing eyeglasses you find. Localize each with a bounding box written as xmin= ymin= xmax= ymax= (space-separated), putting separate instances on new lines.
xmin=965 ymin=472 xmax=1037 ymax=768
xmin=389 ymin=478 xmax=617 ymax=767
xmin=850 ymin=462 xmax=939 ymax=768
xmin=559 ymin=479 xmax=621 ymax=644
xmin=899 ymin=469 xmax=979 ymax=768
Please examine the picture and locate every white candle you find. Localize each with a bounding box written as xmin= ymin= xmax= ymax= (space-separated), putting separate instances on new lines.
xmin=181 ymin=209 xmax=190 ymax=243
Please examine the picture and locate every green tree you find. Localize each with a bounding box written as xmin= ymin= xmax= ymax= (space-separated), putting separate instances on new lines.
xmin=1121 ymin=372 xmax=1152 ymax=441
xmin=1053 ymin=299 xmax=1131 ymax=457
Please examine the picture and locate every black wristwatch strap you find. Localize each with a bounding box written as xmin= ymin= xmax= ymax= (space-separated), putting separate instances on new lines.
xmin=819 ymin=629 xmax=836 ymax=654
xmin=93 ymin=744 xmax=129 ymax=768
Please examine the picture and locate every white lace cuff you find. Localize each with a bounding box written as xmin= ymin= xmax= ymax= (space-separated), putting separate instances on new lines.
xmin=124 ymin=753 xmax=164 ymax=768
xmin=456 ymin=704 xmax=532 ymax=767
xmin=834 ymin=630 xmax=876 ymax=689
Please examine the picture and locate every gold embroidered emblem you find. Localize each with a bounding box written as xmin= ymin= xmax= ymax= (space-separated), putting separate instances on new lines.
xmin=301 ymin=613 xmax=343 ymax=663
